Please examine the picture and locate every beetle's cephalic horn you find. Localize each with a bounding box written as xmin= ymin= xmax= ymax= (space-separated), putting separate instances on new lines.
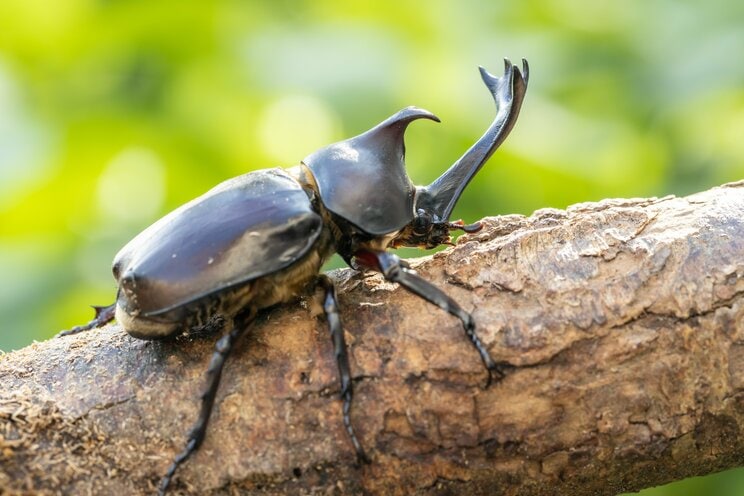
xmin=415 ymin=58 xmax=529 ymax=221
xmin=303 ymin=106 xmax=440 ymax=235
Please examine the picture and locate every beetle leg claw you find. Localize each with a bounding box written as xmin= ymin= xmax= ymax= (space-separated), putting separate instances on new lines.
xmin=355 ymin=447 xmax=372 ymax=466
xmin=56 ymin=303 xmax=116 ymax=337
xmin=484 ymin=361 xmax=513 ymax=389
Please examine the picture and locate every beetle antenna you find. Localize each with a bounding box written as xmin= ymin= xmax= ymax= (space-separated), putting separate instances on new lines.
xmin=447 ymin=219 xmax=483 ymax=233
xmin=159 ymin=307 xmax=257 ymax=495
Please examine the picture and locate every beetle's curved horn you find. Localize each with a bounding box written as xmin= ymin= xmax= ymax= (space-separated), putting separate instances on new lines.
xmin=303 ymin=106 xmax=440 ymax=235
xmin=415 ymin=58 xmax=529 ymax=221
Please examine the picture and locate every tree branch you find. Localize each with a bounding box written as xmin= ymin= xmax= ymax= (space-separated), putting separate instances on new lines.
xmin=3 ymin=182 xmax=744 ymax=495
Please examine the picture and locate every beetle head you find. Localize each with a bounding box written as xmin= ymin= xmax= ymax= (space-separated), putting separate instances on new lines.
xmin=391 ymin=210 xmax=483 ymax=249
xmin=303 ymin=107 xmax=439 ymax=236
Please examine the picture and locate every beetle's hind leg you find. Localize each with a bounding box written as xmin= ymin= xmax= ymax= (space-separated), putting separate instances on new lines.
xmin=361 ymin=251 xmax=510 ymax=387
xmin=158 ymin=307 xmax=257 ymax=495
xmin=56 ymin=303 xmax=116 ymax=337
xmin=317 ymin=275 xmax=370 ymax=464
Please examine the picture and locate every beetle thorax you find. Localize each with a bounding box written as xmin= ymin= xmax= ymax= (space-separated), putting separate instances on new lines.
xmin=290 ymin=164 xmax=400 ymax=260
xmin=300 ymin=107 xmax=441 ymax=238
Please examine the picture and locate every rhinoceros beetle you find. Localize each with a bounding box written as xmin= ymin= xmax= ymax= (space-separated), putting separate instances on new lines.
xmin=61 ymin=58 xmax=528 ymax=494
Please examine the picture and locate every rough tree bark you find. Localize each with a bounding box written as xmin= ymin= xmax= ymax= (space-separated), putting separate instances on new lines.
xmin=2 ymin=182 xmax=744 ymax=495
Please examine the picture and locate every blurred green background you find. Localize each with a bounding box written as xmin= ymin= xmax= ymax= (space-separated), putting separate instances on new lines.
xmin=1 ymin=0 xmax=743 ymax=493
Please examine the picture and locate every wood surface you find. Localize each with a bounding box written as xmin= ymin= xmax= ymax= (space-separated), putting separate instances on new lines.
xmin=2 ymin=181 xmax=744 ymax=495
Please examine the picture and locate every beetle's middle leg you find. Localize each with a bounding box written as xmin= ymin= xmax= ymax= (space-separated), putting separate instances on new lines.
xmin=317 ymin=275 xmax=370 ymax=464
xmin=159 ymin=306 xmax=257 ymax=495
xmin=357 ymin=250 xmax=509 ymax=387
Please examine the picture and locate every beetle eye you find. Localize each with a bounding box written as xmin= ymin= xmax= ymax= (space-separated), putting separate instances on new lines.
xmin=412 ymin=212 xmax=432 ymax=236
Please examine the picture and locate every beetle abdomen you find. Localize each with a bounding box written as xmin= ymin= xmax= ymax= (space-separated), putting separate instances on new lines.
xmin=115 ymin=303 xmax=184 ymax=339
xmin=116 ymin=278 xmax=256 ymax=339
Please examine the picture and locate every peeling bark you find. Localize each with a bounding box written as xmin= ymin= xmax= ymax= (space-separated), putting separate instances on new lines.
xmin=2 ymin=182 xmax=744 ymax=495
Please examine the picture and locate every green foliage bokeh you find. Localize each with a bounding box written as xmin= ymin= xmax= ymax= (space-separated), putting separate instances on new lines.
xmin=1 ymin=1 xmax=743 ymax=494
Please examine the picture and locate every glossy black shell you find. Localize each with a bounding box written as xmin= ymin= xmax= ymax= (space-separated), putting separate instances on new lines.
xmin=303 ymin=107 xmax=438 ymax=235
xmin=113 ymin=168 xmax=322 ymax=316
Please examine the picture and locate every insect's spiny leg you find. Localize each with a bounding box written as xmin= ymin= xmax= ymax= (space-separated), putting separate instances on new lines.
xmin=56 ymin=303 xmax=117 ymax=337
xmin=460 ymin=313 xmax=505 ymax=387
xmin=318 ymin=275 xmax=370 ymax=464
xmin=158 ymin=307 xmax=257 ymax=495
xmin=371 ymin=251 xmax=509 ymax=387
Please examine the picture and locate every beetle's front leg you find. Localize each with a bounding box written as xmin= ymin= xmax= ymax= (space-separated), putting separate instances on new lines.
xmin=317 ymin=275 xmax=370 ymax=464
xmin=356 ymin=251 xmax=508 ymax=387
xmin=56 ymin=302 xmax=117 ymax=337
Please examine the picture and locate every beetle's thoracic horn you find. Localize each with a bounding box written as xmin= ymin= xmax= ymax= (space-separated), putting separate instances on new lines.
xmin=303 ymin=106 xmax=440 ymax=235
xmin=415 ymin=58 xmax=529 ymax=221
xmin=379 ymin=106 xmax=441 ymax=128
